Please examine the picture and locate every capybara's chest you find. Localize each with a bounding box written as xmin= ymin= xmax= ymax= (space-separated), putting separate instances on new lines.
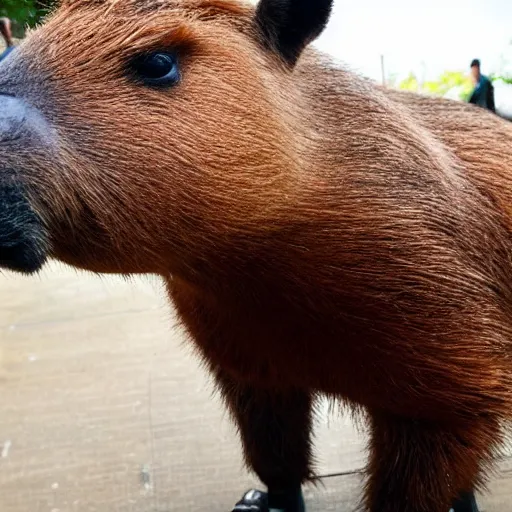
xmin=169 ymin=276 xmax=505 ymax=420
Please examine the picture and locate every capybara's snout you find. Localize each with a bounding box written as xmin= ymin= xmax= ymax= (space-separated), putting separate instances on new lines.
xmin=0 ymin=94 xmax=51 ymax=274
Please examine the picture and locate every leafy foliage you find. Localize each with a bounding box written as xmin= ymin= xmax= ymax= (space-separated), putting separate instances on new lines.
xmin=0 ymin=0 xmax=56 ymax=36
xmin=396 ymin=73 xmax=419 ymax=92
xmin=396 ymin=70 xmax=512 ymax=102
xmin=491 ymin=75 xmax=512 ymax=85
xmin=422 ymin=71 xmax=474 ymax=101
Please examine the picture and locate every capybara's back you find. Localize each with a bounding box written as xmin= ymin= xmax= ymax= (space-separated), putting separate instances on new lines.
xmin=0 ymin=1 xmax=512 ymax=511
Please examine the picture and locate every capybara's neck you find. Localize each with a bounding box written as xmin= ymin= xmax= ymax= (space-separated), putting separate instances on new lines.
xmin=170 ymin=49 xmax=512 ymax=309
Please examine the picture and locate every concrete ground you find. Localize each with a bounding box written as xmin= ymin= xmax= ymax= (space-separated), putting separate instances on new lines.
xmin=1 ymin=263 xmax=512 ymax=511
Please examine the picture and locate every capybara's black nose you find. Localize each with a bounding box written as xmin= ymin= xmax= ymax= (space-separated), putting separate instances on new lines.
xmin=0 ymin=182 xmax=47 ymax=274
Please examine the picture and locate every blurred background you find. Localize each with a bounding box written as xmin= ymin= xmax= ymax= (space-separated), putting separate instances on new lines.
xmin=2 ymin=0 xmax=512 ymax=117
xmin=316 ymin=0 xmax=512 ymax=116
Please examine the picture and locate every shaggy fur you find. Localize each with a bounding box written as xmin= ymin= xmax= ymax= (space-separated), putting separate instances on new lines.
xmin=1 ymin=0 xmax=512 ymax=510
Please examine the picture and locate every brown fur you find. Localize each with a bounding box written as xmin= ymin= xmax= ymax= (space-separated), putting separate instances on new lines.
xmin=2 ymin=0 xmax=512 ymax=510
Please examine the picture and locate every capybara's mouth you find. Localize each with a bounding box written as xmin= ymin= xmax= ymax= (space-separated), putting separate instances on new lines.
xmin=0 ymin=182 xmax=47 ymax=274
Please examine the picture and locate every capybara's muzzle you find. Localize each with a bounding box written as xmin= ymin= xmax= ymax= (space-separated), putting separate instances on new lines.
xmin=0 ymin=89 xmax=53 ymax=274
xmin=0 ymin=182 xmax=47 ymax=274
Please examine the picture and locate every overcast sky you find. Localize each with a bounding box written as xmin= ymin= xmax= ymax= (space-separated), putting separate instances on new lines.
xmin=311 ymin=0 xmax=512 ymax=83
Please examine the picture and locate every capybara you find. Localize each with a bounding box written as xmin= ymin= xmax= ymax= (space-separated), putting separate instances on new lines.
xmin=1 ymin=1 xmax=512 ymax=511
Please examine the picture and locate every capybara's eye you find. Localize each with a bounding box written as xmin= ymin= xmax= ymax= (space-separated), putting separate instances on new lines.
xmin=131 ymin=52 xmax=180 ymax=87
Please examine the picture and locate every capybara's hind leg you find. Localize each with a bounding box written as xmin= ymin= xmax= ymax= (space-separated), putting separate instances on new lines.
xmin=365 ymin=411 xmax=500 ymax=512
xmin=215 ymin=370 xmax=313 ymax=512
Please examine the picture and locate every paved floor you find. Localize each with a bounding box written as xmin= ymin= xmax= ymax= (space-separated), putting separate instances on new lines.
xmin=0 ymin=263 xmax=511 ymax=511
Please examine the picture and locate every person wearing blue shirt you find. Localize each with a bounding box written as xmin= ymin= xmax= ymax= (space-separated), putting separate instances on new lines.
xmin=468 ymin=59 xmax=496 ymax=113
xmin=0 ymin=17 xmax=15 ymax=62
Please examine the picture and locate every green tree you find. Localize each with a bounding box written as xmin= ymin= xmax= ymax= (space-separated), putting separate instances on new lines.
xmin=0 ymin=0 xmax=56 ymax=36
xmin=398 ymin=70 xmax=474 ymax=101
xmin=398 ymin=72 xmax=419 ymax=92
xmin=491 ymin=75 xmax=512 ymax=85
xmin=422 ymin=71 xmax=473 ymax=101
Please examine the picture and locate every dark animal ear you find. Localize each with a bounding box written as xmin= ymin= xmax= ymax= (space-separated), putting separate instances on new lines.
xmin=255 ymin=0 xmax=333 ymax=67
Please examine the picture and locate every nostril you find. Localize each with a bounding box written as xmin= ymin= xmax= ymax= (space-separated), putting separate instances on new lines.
xmin=0 ymin=93 xmax=26 ymax=142
xmin=0 ymin=132 xmax=22 ymax=143
xmin=0 ymin=94 xmax=55 ymax=148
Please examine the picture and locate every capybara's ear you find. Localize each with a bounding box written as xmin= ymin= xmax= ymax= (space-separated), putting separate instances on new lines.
xmin=254 ymin=0 xmax=333 ymax=66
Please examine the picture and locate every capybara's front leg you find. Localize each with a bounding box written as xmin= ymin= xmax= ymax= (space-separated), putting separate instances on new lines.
xmin=364 ymin=411 xmax=500 ymax=512
xmin=215 ymin=370 xmax=314 ymax=512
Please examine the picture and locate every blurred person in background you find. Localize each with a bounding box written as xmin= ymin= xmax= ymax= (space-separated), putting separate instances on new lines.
xmin=0 ymin=17 xmax=15 ymax=62
xmin=469 ymin=58 xmax=496 ymax=113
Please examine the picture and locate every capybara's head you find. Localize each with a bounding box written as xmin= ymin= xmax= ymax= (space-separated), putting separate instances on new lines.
xmin=0 ymin=0 xmax=333 ymax=277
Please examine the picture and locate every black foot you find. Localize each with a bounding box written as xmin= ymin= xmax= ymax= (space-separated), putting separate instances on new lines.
xmin=232 ymin=488 xmax=305 ymax=512
xmin=451 ymin=491 xmax=479 ymax=512
xmin=232 ymin=490 xmax=268 ymax=511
